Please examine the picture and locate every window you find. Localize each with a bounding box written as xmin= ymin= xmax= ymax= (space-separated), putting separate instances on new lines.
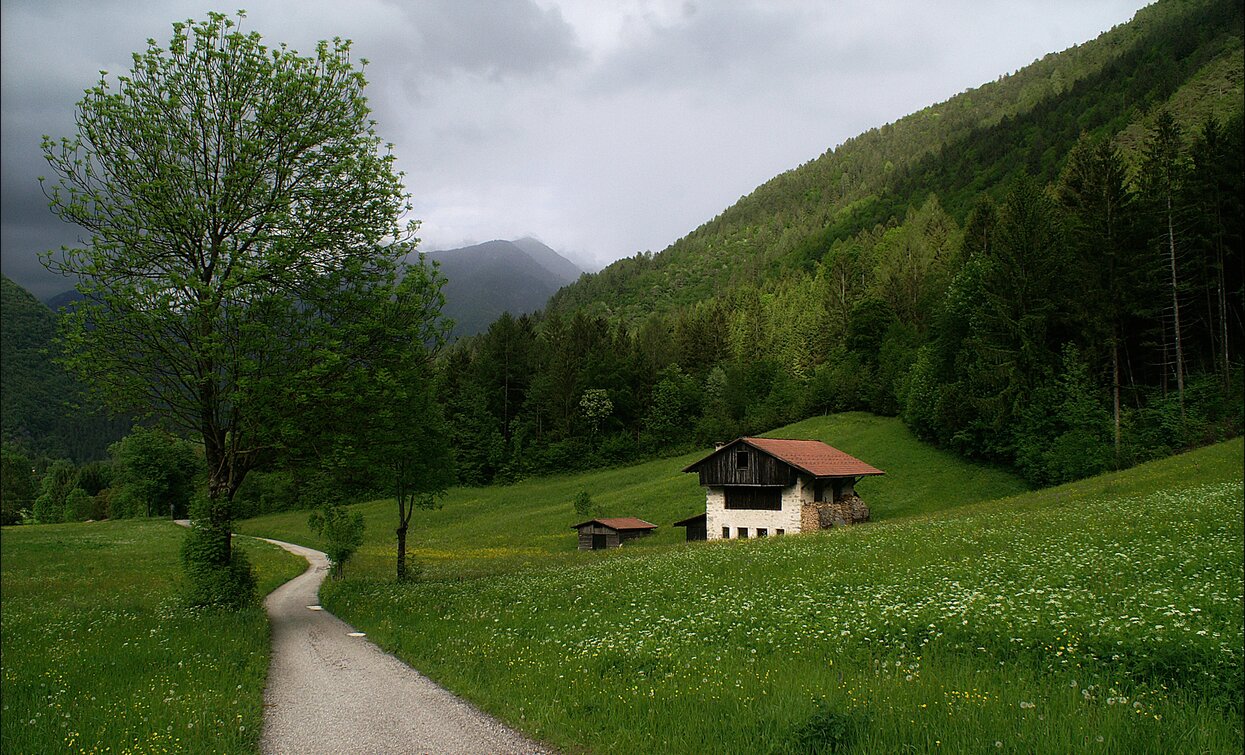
xmin=738 ymin=527 xmax=749 ymax=538
xmin=725 ymin=487 xmax=782 ymax=510
xmin=736 ymin=451 xmax=750 ymax=469
xmin=757 ymin=528 xmax=767 ymax=537
xmin=722 ymin=527 xmax=730 ymax=539
xmin=776 ymin=529 xmax=785 ymax=535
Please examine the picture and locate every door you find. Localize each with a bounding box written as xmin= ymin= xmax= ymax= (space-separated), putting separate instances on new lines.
xmin=592 ymin=533 xmax=607 ymax=550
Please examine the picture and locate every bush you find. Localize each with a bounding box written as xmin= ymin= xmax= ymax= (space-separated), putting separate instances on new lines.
xmin=779 ymin=702 xmax=867 ymax=754
xmin=32 ymin=459 xmax=77 ymax=523
xmin=180 ymin=494 xmax=256 ymax=609
xmin=63 ymin=487 xmax=94 ymax=522
xmin=308 ymin=504 xmax=365 ymax=579
xmin=572 ymin=490 xmax=597 ymax=517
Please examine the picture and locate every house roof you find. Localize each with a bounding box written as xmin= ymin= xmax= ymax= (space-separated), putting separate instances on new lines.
xmin=683 ymin=437 xmax=884 ymax=478
xmin=570 ymin=517 xmax=658 ymax=531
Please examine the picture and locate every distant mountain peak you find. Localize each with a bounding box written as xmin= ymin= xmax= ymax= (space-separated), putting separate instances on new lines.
xmin=425 ymin=238 xmax=583 ymax=339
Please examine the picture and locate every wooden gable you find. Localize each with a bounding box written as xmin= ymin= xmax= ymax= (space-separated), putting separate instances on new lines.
xmin=682 ymin=439 xmax=797 ymax=487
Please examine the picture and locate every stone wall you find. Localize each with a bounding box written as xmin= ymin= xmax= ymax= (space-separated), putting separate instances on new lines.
xmin=799 ymin=494 xmax=870 ymax=532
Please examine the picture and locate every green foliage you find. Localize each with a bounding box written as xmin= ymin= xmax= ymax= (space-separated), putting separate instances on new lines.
xmin=781 ymin=703 xmax=867 ymax=755
xmin=40 ymin=12 xmax=440 ymax=599
xmin=572 ymin=490 xmax=597 ymax=518
xmin=0 ymin=444 xmax=36 ymax=525
xmin=180 ymin=494 xmax=256 ymax=608
xmin=308 ymin=504 xmax=365 ymax=579
xmin=109 ymin=427 xmax=201 ymax=518
xmin=1 ymin=519 xmax=305 ymax=753
xmin=31 ymin=458 xmax=77 ymax=523
xmin=0 ymin=276 xmax=128 ymax=461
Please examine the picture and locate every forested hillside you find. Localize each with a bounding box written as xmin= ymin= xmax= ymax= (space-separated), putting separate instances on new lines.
xmin=0 ymin=275 xmax=127 ymax=461
xmin=436 ymin=0 xmax=1242 ymax=488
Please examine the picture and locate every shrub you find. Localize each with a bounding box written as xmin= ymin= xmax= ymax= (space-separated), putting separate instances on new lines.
xmin=180 ymin=493 xmax=256 ymax=608
xmin=573 ymin=490 xmax=597 ymax=517
xmin=780 ymin=702 xmax=867 ymax=754
xmin=308 ymin=504 xmax=365 ymax=579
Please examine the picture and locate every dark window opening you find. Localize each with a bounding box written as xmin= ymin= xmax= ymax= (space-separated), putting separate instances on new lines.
xmin=738 ymin=527 xmax=749 ymax=539
xmin=776 ymin=529 xmax=785 ymax=535
xmin=722 ymin=527 xmax=730 ymax=539
xmin=725 ymin=487 xmax=782 ymax=510
xmin=757 ymin=528 xmax=767 ymax=537
xmin=736 ymin=451 xmax=750 ymax=469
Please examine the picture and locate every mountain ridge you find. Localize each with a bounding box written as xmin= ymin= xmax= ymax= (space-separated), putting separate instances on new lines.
xmin=424 ymin=238 xmax=582 ymax=339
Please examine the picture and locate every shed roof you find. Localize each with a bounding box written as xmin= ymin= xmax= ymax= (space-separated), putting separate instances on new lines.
xmin=570 ymin=517 xmax=658 ymax=531
xmin=672 ymin=513 xmax=707 ymax=527
xmin=683 ymin=437 xmax=884 ymax=478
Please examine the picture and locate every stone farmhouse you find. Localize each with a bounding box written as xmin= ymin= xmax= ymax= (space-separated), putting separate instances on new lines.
xmin=681 ymin=438 xmax=884 ymax=540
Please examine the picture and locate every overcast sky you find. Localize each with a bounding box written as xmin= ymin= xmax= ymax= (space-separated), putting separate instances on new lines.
xmin=2 ymin=0 xmax=1151 ymax=299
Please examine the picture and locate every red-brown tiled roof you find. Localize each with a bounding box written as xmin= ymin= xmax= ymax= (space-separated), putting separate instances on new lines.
xmin=570 ymin=517 xmax=658 ymax=531
xmin=742 ymin=437 xmax=884 ymax=478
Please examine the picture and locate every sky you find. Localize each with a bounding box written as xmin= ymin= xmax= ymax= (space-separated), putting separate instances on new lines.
xmin=1 ymin=0 xmax=1152 ymax=300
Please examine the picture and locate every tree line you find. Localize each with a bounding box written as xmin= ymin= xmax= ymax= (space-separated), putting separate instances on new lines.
xmin=439 ymin=113 xmax=1242 ymax=488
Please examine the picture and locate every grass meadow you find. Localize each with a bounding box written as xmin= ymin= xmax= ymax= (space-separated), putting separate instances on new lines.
xmin=0 ymin=520 xmax=306 ymax=754
xmin=237 ymin=414 xmax=1243 ymax=753
xmin=236 ymin=412 xmax=1028 ymax=580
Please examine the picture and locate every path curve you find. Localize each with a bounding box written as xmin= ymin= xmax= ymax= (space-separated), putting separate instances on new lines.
xmin=256 ymin=536 xmax=550 ymax=754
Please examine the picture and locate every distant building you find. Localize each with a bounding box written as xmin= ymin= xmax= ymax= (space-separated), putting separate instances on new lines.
xmin=681 ymin=438 xmax=884 ymax=540
xmin=672 ymin=512 xmax=707 ymax=541
xmin=572 ymin=517 xmax=657 ymax=550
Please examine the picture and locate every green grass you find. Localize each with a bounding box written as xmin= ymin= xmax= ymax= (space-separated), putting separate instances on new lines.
xmin=241 ymin=425 xmax=1242 ymax=753
xmin=0 ymin=520 xmax=306 ymax=754
xmin=237 ymin=412 xmax=1027 ymax=580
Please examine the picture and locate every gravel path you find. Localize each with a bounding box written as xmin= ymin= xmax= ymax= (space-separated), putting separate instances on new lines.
xmin=164 ymin=519 xmax=549 ymax=754
xmin=256 ymin=536 xmax=550 ymax=754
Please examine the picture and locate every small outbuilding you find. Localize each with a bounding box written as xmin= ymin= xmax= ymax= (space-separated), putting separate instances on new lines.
xmin=572 ymin=517 xmax=657 ymax=550
xmin=682 ymin=437 xmax=884 ymax=540
xmin=672 ymin=513 xmax=707 ymax=541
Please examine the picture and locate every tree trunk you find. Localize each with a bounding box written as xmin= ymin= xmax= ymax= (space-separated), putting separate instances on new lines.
xmin=1112 ymin=327 xmax=1121 ymax=465
xmin=396 ymin=523 xmax=408 ymax=581
xmin=1166 ymin=197 xmax=1185 ymax=418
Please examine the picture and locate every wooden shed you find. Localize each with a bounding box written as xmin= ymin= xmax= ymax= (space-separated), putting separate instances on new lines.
xmin=672 ymin=513 xmax=707 ymax=541
xmin=572 ymin=517 xmax=657 ymax=550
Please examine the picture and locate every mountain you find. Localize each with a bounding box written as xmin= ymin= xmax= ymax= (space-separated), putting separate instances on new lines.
xmin=550 ymin=0 xmax=1244 ymax=322
xmin=433 ymin=0 xmax=1242 ymax=490
xmin=1 ymin=275 xmax=127 ymax=460
xmin=43 ymin=288 xmax=86 ymax=311
xmin=425 ymin=239 xmax=583 ymax=339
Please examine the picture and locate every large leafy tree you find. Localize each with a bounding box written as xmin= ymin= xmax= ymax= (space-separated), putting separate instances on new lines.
xmin=40 ymin=13 xmax=432 ymax=604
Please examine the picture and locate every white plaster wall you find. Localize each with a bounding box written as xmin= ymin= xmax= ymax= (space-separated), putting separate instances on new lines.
xmin=704 ymin=477 xmax=808 ymax=540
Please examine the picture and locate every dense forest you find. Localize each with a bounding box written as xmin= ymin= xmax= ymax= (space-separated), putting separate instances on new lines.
xmin=433 ymin=0 xmax=1243 ymax=489
xmin=0 ymin=276 xmax=127 ymax=462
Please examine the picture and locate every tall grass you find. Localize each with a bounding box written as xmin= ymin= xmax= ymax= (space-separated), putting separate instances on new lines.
xmin=254 ymin=434 xmax=1241 ymax=753
xmin=0 ymin=520 xmax=305 ymax=754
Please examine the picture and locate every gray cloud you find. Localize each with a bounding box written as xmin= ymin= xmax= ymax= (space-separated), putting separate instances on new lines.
xmin=2 ymin=0 xmax=1152 ymax=298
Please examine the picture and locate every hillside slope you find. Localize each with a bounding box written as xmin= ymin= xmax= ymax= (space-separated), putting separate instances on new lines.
xmin=246 ymin=433 xmax=1242 ymax=753
xmin=238 ymin=412 xmax=1025 ymax=578
xmin=0 ymin=275 xmax=126 ymax=460
xmin=550 ymin=0 xmax=1243 ymax=321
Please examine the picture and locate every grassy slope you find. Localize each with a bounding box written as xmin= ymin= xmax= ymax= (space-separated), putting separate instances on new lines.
xmin=315 ymin=438 xmax=1243 ymax=753
xmin=0 ymin=521 xmax=306 ymax=754
xmin=236 ymin=413 xmax=1027 ymax=580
